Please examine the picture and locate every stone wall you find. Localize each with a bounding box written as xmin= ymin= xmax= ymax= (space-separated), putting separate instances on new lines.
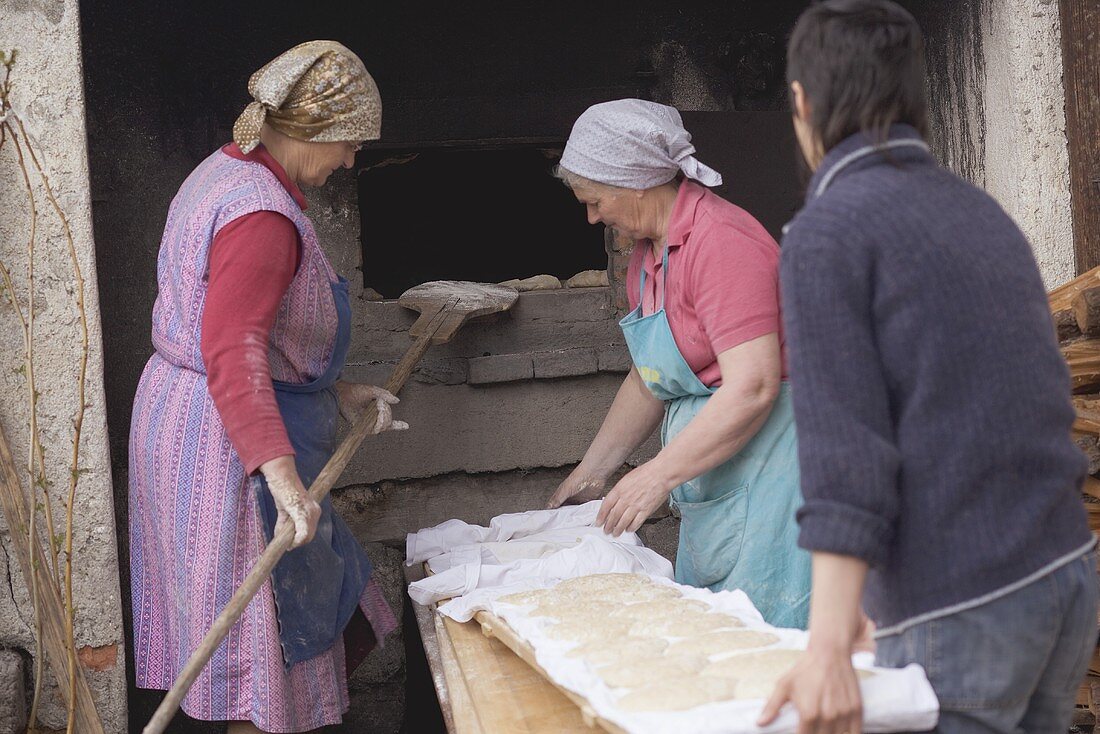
xmin=0 ymin=1 xmax=125 ymax=731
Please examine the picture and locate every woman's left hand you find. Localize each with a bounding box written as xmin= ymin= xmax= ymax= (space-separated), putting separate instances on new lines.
xmin=335 ymin=381 xmax=410 ymax=434
xmin=596 ymin=462 xmax=673 ymax=536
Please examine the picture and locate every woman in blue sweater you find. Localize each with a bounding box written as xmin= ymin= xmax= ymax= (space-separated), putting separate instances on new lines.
xmin=760 ymin=2 xmax=1098 ymax=732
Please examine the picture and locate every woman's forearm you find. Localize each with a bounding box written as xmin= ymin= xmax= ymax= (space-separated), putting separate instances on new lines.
xmin=579 ymin=368 xmax=666 ymax=478
xmin=648 ymin=335 xmax=781 ymax=488
xmin=651 ymin=379 xmax=776 ymax=487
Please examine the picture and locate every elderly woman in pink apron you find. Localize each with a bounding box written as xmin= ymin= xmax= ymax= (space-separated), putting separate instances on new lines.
xmin=129 ymin=42 xmax=405 ymax=733
xmin=547 ymin=99 xmax=810 ymax=628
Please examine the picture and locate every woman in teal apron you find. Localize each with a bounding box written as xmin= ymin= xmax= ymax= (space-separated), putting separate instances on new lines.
xmin=547 ymin=99 xmax=811 ymax=628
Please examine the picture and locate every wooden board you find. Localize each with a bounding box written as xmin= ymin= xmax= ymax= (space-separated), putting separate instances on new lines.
xmin=435 ymin=612 xmax=484 ymax=733
xmin=469 ymin=611 xmax=629 ymax=734
xmin=404 ymin=563 xmax=461 ymax=733
xmin=442 ymin=613 xmax=603 ymax=733
xmin=406 ymin=563 xmax=597 ymax=733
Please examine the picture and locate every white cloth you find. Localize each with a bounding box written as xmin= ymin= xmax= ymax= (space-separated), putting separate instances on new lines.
xmin=559 ymin=99 xmax=723 ymax=190
xmin=407 ymin=501 xmax=605 ymax=565
xmin=405 ymin=501 xmax=675 ymax=606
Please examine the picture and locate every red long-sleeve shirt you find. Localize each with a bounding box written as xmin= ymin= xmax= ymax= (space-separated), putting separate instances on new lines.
xmin=199 ymin=143 xmax=305 ymax=474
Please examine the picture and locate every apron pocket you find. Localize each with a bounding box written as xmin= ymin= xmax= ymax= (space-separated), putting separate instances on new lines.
xmin=674 ymin=482 xmax=750 ymax=588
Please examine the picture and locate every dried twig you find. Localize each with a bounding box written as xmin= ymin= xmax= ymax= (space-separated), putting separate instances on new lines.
xmin=0 ymin=46 xmax=98 ymax=733
xmin=17 ymin=112 xmax=91 ymax=733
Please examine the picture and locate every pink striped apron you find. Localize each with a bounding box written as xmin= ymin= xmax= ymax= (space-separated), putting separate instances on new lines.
xmin=129 ymin=149 xmax=397 ymax=732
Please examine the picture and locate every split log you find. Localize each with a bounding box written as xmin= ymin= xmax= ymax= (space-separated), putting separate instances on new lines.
xmin=1085 ymin=476 xmax=1100 ymax=503
xmin=1074 ymin=431 xmax=1100 ymax=474
xmin=1062 ymin=339 xmax=1100 ymax=391
xmin=1075 ymin=395 xmax=1100 ymax=434
xmin=1050 ymin=265 xmax=1100 ymax=314
xmin=1074 ymin=287 xmax=1100 ymax=336
xmin=1056 ymin=308 xmax=1083 ymax=342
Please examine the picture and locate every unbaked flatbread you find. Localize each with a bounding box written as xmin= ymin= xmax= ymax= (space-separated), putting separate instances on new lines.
xmin=615 ymin=676 xmax=739 ymax=712
xmin=665 ymin=630 xmax=780 ymax=658
xmin=589 ymin=585 xmax=681 ymax=604
xmin=609 ymin=598 xmax=711 ymax=620
xmin=565 ymin=636 xmax=669 ymax=666
xmin=701 ymin=649 xmax=801 ymax=700
xmin=555 ymin=573 xmax=658 ymax=595
xmin=629 ymin=611 xmax=743 ymax=639
xmin=530 ymin=600 xmax=619 ymax=621
xmin=598 ymin=653 xmax=708 ymax=688
xmin=543 ymin=617 xmax=632 ymax=643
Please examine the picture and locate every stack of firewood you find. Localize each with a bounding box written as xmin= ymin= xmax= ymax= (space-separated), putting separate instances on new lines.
xmin=1049 ymin=266 xmax=1100 ymax=723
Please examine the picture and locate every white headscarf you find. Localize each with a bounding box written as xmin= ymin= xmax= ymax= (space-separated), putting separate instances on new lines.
xmin=559 ymin=99 xmax=723 ymax=190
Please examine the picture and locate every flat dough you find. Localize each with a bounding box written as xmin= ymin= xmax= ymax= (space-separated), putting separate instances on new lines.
xmin=701 ymin=649 xmax=804 ymax=700
xmin=615 ymin=675 xmax=739 ymax=712
xmin=555 ymin=573 xmax=657 ymax=594
xmin=666 ymin=630 xmax=780 ymax=658
xmin=590 ymin=585 xmax=681 ymax=604
xmin=543 ymin=618 xmax=632 ymax=643
xmin=500 ymin=581 xmax=677 ymax=612
xmin=550 ymin=574 xmax=681 ymax=605
xmin=530 ymin=600 xmax=619 ymax=621
xmin=610 ymin=598 xmax=711 ymax=620
xmin=702 ymin=649 xmax=874 ymax=700
xmin=598 ymin=653 xmax=708 ymax=688
xmin=629 ymin=611 xmax=743 ymax=639
xmin=565 ymin=636 xmax=669 ymax=666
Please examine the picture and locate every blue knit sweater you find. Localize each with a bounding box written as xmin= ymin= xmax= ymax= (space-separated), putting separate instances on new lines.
xmin=781 ymin=125 xmax=1093 ymax=631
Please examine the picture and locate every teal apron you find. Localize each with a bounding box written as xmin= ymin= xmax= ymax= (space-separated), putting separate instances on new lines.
xmin=254 ymin=277 xmax=376 ymax=667
xmin=620 ymin=246 xmax=810 ymax=628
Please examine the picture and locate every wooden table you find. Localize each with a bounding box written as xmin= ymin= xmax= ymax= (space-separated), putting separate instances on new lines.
xmin=405 ymin=564 xmax=596 ymax=733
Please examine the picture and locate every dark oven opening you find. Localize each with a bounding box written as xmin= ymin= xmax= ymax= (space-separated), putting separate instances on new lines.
xmin=358 ymin=145 xmax=606 ymax=298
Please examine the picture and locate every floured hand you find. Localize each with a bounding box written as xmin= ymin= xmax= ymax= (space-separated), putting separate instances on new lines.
xmin=547 ymin=466 xmax=608 ymax=509
xmin=260 ymin=455 xmax=321 ymax=548
xmin=335 ymin=380 xmax=410 ymax=434
xmin=596 ymin=462 xmax=674 ymax=536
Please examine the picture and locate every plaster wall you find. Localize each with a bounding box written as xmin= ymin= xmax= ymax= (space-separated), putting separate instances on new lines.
xmin=0 ymin=1 xmax=126 ymax=731
xmin=982 ymin=0 xmax=1075 ymax=288
xmin=920 ymin=0 xmax=1075 ymax=288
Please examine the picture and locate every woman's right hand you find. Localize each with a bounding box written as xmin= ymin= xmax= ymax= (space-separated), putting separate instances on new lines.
xmin=547 ymin=466 xmax=609 ymax=509
xmin=260 ymin=455 xmax=321 ymax=548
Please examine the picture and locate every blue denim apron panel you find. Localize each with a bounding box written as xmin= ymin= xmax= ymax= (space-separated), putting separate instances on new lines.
xmin=254 ymin=277 xmax=376 ymax=668
xmin=619 ymin=246 xmax=810 ymax=628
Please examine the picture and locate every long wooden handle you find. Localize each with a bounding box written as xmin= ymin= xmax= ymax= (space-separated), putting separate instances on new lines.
xmin=144 ymin=332 xmax=435 ymax=734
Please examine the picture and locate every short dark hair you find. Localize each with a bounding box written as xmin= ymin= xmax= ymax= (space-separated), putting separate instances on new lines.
xmin=787 ymin=0 xmax=929 ymax=153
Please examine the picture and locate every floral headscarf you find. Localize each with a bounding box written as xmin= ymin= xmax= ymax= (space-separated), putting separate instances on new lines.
xmin=233 ymin=40 xmax=381 ymax=154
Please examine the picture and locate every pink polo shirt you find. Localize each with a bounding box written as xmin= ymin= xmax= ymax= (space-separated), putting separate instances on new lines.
xmin=627 ymin=181 xmax=787 ymax=388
